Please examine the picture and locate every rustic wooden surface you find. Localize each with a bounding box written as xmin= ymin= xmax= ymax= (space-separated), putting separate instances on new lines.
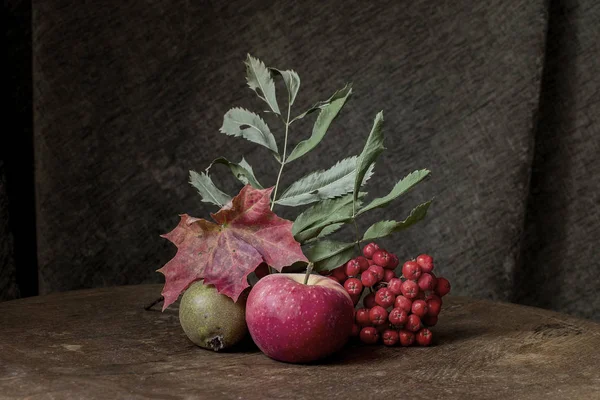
xmin=1 ymin=285 xmax=598 ymax=400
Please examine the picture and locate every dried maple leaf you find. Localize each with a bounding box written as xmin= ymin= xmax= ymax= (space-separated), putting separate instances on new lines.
xmin=157 ymin=185 xmax=308 ymax=310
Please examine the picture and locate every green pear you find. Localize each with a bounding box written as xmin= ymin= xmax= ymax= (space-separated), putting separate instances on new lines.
xmin=179 ymin=280 xmax=248 ymax=351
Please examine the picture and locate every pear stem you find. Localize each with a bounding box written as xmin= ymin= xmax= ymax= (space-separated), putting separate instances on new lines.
xmin=144 ymin=296 xmax=164 ymax=311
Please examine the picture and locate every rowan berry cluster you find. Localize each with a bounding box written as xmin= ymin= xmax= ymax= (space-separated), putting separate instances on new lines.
xmin=327 ymin=243 xmax=450 ymax=346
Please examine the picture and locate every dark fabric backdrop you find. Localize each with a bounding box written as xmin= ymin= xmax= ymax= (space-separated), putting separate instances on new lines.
xmin=2 ymin=0 xmax=599 ymax=320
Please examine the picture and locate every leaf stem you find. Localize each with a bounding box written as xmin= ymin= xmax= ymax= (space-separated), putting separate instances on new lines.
xmin=270 ymin=97 xmax=292 ymax=210
xmin=303 ymin=262 xmax=314 ymax=285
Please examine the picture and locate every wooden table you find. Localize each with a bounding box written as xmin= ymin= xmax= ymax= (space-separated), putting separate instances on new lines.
xmin=1 ymin=285 xmax=598 ymax=399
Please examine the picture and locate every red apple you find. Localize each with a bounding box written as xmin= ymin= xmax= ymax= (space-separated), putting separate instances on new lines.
xmin=246 ymin=273 xmax=354 ymax=363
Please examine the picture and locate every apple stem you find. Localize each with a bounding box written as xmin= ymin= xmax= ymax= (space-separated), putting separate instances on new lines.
xmin=303 ymin=263 xmax=314 ymax=285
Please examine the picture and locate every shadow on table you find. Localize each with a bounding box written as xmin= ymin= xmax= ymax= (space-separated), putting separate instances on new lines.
xmin=223 ymin=335 xmax=261 ymax=354
xmin=313 ymin=344 xmax=385 ymax=366
xmin=434 ymin=325 xmax=495 ymax=345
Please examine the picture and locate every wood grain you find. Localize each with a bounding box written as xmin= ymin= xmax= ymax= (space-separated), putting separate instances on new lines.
xmin=1 ymin=285 xmax=598 ymax=399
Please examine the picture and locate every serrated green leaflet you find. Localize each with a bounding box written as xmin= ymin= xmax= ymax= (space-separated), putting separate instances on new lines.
xmin=189 ymin=171 xmax=232 ymax=207
xmin=270 ymin=68 xmax=300 ymax=106
xmin=291 ymin=84 xmax=352 ymax=123
xmin=358 ymin=169 xmax=431 ymax=215
xmin=206 ymin=157 xmax=264 ymax=189
xmin=362 ymin=201 xmax=432 ymax=240
xmin=293 ymin=193 xmax=356 ymax=235
xmin=314 ymin=246 xmax=355 ymax=272
xmin=353 ymin=112 xmax=385 ymax=206
xmin=294 ymin=203 xmax=354 ymax=242
xmin=315 ymin=223 xmax=344 ymax=239
xmin=303 ymin=240 xmax=355 ymax=272
xmin=244 ymin=54 xmax=280 ymax=114
xmin=220 ymin=108 xmax=278 ymax=155
xmin=304 ymin=223 xmax=345 ymax=243
xmin=277 ymin=156 xmax=374 ymax=207
xmin=286 ymin=86 xmax=353 ymax=162
xmin=293 ymin=193 xmax=366 ymax=242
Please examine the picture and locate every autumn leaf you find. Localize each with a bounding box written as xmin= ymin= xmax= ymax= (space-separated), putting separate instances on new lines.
xmin=157 ymin=185 xmax=308 ymax=310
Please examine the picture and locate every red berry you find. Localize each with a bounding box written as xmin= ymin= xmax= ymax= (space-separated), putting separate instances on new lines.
xmin=359 ymin=327 xmax=379 ymax=344
xmin=425 ymin=293 xmax=443 ymax=306
xmin=331 ymin=266 xmax=347 ymax=282
xmin=406 ymin=314 xmax=422 ymax=332
xmin=402 ymin=261 xmax=422 ymax=280
xmin=367 ymin=265 xmax=385 ymax=282
xmin=344 ymin=278 xmax=363 ymax=295
xmin=388 ymin=308 xmax=408 ymax=325
xmin=254 ymin=263 xmax=270 ymax=279
xmin=415 ymin=290 xmax=426 ymax=300
xmin=327 ymin=275 xmax=342 ymax=284
xmin=383 ymin=269 xmax=396 ymax=283
xmin=375 ymin=323 xmax=390 ymax=334
xmin=435 ymin=277 xmax=451 ymax=297
xmin=411 ymin=299 xmax=429 ymax=317
xmin=369 ymin=306 xmax=389 ymax=326
xmin=416 ymin=328 xmax=433 ymax=346
xmin=417 ymin=273 xmax=436 ymax=291
xmin=363 ymin=292 xmax=377 ymax=309
xmin=416 ymin=254 xmax=434 ymax=273
xmin=426 ymin=296 xmax=442 ymax=316
xmin=382 ymin=329 xmax=399 ymax=346
xmin=388 ymin=278 xmax=403 ymax=295
xmin=356 ymin=256 xmax=370 ymax=272
xmin=344 ymin=259 xmax=361 ymax=277
xmin=423 ymin=315 xmax=438 ymax=327
xmin=399 ymin=330 xmax=415 ymax=346
xmin=362 ymin=243 xmax=380 ymax=259
xmin=361 ymin=270 xmax=378 ymax=287
xmin=375 ymin=287 xmax=396 ymax=308
xmin=400 ymin=280 xmax=419 ymax=299
xmin=388 ymin=253 xmax=400 ymax=269
xmin=372 ymin=250 xmax=391 ymax=268
xmin=351 ymin=324 xmax=360 ymax=337
xmin=394 ymin=295 xmax=413 ymax=312
xmin=355 ymin=308 xmax=371 ymax=326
